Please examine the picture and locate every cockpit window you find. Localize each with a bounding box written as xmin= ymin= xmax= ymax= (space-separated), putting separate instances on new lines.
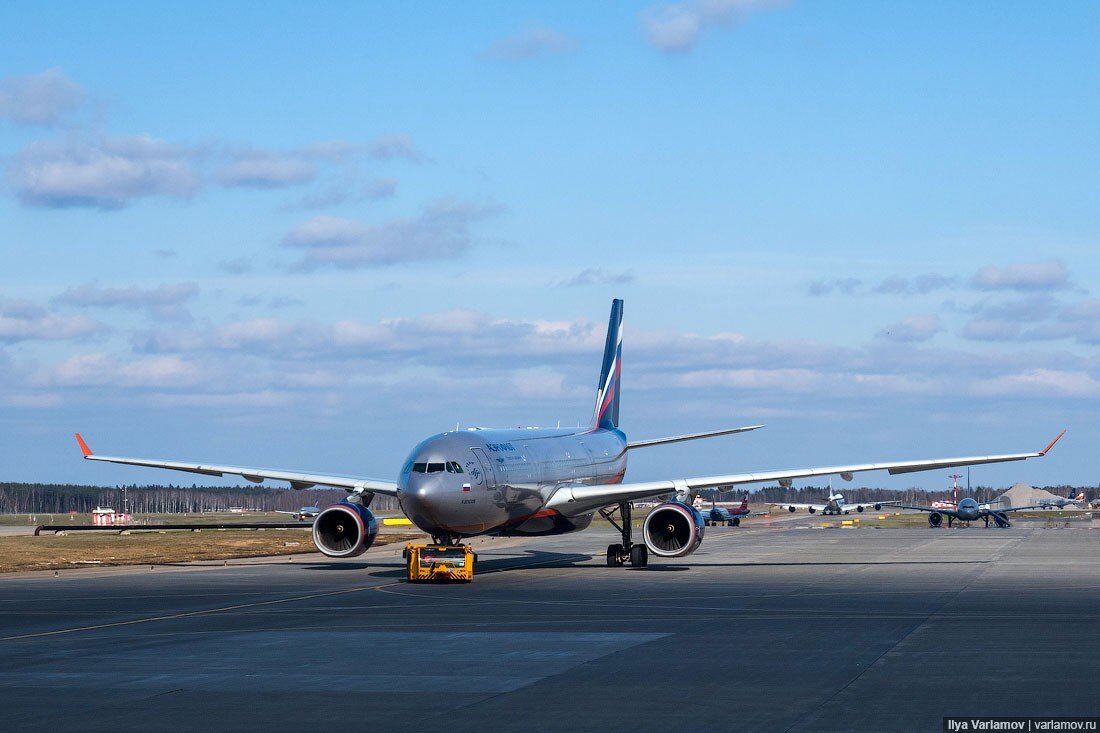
xmin=412 ymin=463 xmax=427 ymax=473
xmin=427 ymin=462 xmax=445 ymax=473
xmin=446 ymin=461 xmax=464 ymax=473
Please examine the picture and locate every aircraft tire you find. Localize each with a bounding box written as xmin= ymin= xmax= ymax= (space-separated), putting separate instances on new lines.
xmin=606 ymin=544 xmax=624 ymax=567
xmin=629 ymin=544 xmax=648 ymax=568
xmin=733 ymin=518 xmax=740 ymax=527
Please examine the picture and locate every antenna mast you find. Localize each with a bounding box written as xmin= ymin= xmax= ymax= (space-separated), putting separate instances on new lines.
xmin=949 ymin=474 xmax=963 ymax=505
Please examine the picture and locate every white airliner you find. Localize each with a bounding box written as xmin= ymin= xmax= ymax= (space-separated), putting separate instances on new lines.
xmin=772 ymin=490 xmax=899 ymax=516
xmin=276 ymin=506 xmax=322 ymax=521
xmin=74 ymin=299 xmax=1064 ymax=569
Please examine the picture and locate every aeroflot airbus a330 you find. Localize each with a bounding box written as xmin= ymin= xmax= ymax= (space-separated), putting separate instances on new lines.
xmin=75 ymin=299 xmax=1065 ymax=568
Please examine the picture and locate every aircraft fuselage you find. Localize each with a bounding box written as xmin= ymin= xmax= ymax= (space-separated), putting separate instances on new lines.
xmin=397 ymin=427 xmax=627 ymax=541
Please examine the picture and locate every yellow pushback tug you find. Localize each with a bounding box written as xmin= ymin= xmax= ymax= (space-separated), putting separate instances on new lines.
xmin=404 ymin=543 xmax=475 ymax=583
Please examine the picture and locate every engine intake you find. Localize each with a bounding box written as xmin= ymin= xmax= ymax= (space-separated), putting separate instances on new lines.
xmin=312 ymin=502 xmax=378 ymax=558
xmin=643 ymin=501 xmax=705 ymax=558
xmin=928 ymin=511 xmax=943 ymax=528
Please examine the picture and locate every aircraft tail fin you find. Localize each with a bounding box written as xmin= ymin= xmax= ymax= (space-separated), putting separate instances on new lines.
xmin=591 ymin=299 xmax=623 ymax=430
xmin=740 ymin=495 xmax=750 ymax=511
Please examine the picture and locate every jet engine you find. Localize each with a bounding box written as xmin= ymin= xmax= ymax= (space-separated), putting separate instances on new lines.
xmin=642 ymin=501 xmax=705 ymax=558
xmin=928 ymin=511 xmax=943 ymax=528
xmin=991 ymin=511 xmax=1011 ymax=528
xmin=312 ymin=501 xmax=378 ymax=558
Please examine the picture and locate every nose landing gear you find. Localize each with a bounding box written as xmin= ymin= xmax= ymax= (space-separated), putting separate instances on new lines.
xmin=600 ymin=501 xmax=648 ymax=568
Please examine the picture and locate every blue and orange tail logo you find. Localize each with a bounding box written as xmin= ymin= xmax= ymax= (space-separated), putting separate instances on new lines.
xmin=591 ymin=299 xmax=623 ymax=430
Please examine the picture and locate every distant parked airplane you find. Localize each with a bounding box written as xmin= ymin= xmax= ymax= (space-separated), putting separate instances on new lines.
xmin=276 ymin=506 xmax=322 ymax=521
xmin=1038 ymin=492 xmax=1085 ymax=509
xmin=772 ymin=490 xmax=898 ymax=516
xmin=902 ymin=497 xmax=1045 ymax=528
xmin=694 ymin=495 xmax=766 ymax=526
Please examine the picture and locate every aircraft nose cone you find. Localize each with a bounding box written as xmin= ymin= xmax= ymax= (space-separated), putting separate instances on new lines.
xmin=400 ymin=476 xmax=448 ymax=529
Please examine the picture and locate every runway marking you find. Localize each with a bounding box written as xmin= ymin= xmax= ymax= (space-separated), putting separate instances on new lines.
xmin=0 ymin=550 xmax=599 ymax=640
xmin=780 ymin=550 xmax=1000 ymax=732
xmin=0 ymin=584 xmax=379 ymax=643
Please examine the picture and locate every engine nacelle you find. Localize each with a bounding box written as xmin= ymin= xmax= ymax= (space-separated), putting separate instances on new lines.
xmin=312 ymin=501 xmax=378 ymax=558
xmin=788 ymin=506 xmax=796 ymax=513
xmin=643 ymin=501 xmax=705 ymax=558
xmin=873 ymin=503 xmax=882 ymax=510
xmin=808 ymin=507 xmax=816 ymax=514
xmin=928 ymin=511 xmax=943 ymax=528
xmin=857 ymin=505 xmax=865 ymax=513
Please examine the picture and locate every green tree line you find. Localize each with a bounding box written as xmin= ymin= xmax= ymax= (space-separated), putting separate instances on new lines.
xmin=0 ymin=483 xmax=400 ymax=515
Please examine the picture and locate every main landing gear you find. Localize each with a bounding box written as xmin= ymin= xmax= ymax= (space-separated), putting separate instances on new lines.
xmin=600 ymin=501 xmax=648 ymax=568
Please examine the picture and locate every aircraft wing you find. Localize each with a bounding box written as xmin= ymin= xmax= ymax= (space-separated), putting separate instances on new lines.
xmin=73 ymin=434 xmax=399 ymax=497
xmin=900 ymin=505 xmax=956 ymax=515
xmin=848 ymin=500 xmax=900 ymax=511
xmin=546 ymin=432 xmax=1064 ymax=517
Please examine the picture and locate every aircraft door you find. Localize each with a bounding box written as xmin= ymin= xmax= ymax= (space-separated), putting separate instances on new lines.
xmin=469 ymin=447 xmax=496 ymax=489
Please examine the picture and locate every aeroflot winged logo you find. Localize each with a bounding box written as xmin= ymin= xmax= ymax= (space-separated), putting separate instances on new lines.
xmin=592 ymin=298 xmax=623 ymax=430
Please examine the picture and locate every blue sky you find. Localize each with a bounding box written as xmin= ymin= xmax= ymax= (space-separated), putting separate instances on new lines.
xmin=1 ymin=1 xmax=1098 ymax=490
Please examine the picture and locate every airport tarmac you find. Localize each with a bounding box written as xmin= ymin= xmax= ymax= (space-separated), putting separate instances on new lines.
xmin=0 ymin=523 xmax=1097 ymax=732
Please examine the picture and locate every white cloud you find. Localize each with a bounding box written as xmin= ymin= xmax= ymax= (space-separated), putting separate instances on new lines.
xmin=48 ymin=353 xmax=207 ymax=388
xmin=563 ymin=268 xmax=635 ymax=287
xmin=971 ymin=260 xmax=1070 ymax=292
xmin=807 ymin=277 xmax=861 ymax=296
xmin=8 ymin=135 xmax=198 ymax=209
xmin=286 ymin=177 xmax=397 ymax=210
xmin=55 ymin=282 xmax=199 ymax=321
xmin=483 ymin=24 xmax=577 ymax=61
xmin=960 ymin=318 xmax=1021 ymax=342
xmin=282 ymin=199 xmax=496 ymax=270
xmin=641 ymin=0 xmax=784 ymax=54
xmin=0 ymin=68 xmax=84 ymax=126
xmin=974 ymin=369 xmax=1100 ymax=398
xmin=368 ymin=134 xmax=424 ymax=162
xmin=872 ymin=273 xmax=954 ymax=296
xmin=0 ymin=297 xmax=103 ymax=343
xmin=217 ymin=151 xmax=316 ymax=188
xmin=877 ymin=314 xmax=941 ymax=343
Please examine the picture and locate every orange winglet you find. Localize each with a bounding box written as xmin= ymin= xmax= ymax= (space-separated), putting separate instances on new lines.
xmin=74 ymin=433 xmax=93 ymax=457
xmin=1040 ymin=429 xmax=1067 ymax=455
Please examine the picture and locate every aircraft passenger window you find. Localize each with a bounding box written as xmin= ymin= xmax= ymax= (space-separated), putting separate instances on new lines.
xmin=412 ymin=463 xmax=427 ymax=473
xmin=427 ymin=463 xmax=445 ymax=473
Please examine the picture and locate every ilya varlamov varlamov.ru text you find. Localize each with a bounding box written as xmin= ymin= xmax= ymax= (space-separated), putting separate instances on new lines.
xmin=945 ymin=719 xmax=1098 ymax=731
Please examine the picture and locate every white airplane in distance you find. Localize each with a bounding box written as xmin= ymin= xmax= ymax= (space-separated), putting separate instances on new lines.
xmin=772 ymin=490 xmax=899 ymax=516
xmin=276 ymin=506 xmax=322 ymax=521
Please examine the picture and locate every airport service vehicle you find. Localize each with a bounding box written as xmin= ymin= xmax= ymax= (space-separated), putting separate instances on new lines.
xmin=74 ymin=299 xmax=1064 ymax=576
xmin=696 ymin=495 xmax=764 ymax=526
xmin=902 ymin=496 xmax=1053 ymax=528
xmin=404 ymin=543 xmax=475 ymax=583
xmin=772 ymin=491 xmax=900 ymax=516
xmin=276 ymin=506 xmax=321 ymax=521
